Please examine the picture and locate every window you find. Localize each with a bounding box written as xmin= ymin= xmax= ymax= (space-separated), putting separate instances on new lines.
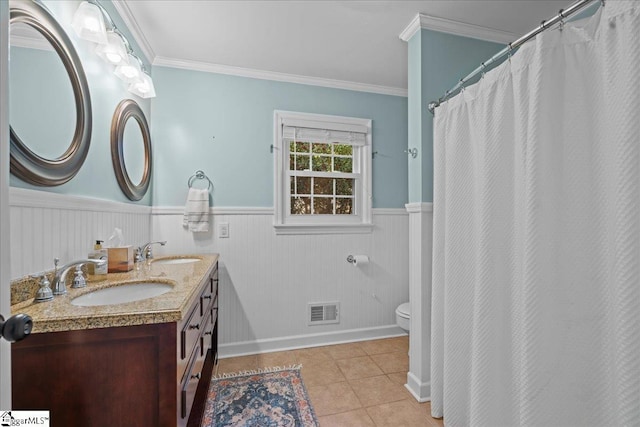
xmin=274 ymin=111 xmax=372 ymax=234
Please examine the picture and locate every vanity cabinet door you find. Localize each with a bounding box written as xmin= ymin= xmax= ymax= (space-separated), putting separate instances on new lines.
xmin=180 ymin=305 xmax=201 ymax=360
xmin=12 ymin=323 xmax=177 ymax=427
xmin=181 ymin=341 xmax=205 ymax=420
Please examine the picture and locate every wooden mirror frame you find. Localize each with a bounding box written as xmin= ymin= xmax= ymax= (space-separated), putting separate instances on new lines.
xmin=110 ymin=99 xmax=151 ymax=201
xmin=9 ymin=0 xmax=92 ymax=186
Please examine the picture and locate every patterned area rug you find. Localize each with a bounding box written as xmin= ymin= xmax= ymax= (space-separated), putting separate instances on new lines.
xmin=201 ymin=365 xmax=319 ymax=427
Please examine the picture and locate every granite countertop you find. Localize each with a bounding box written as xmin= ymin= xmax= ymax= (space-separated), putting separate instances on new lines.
xmin=10 ymin=254 xmax=219 ymax=334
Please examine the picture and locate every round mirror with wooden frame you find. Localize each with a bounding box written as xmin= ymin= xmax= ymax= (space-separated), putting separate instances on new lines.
xmin=9 ymin=0 xmax=92 ymax=186
xmin=110 ymin=99 xmax=151 ymax=201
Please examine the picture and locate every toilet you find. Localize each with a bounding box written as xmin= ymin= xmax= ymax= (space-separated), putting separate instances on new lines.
xmin=395 ymin=302 xmax=410 ymax=333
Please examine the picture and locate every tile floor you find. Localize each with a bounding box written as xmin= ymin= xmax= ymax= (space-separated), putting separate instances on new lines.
xmin=217 ymin=336 xmax=444 ymax=427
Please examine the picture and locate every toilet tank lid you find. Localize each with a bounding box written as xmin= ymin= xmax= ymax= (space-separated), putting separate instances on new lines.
xmin=397 ymin=302 xmax=410 ymax=316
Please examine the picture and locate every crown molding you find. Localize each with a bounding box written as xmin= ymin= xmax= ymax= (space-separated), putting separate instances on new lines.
xmin=111 ymin=0 xmax=155 ymax=65
xmin=399 ymin=14 xmax=423 ymax=42
xmin=153 ymin=56 xmax=408 ymax=97
xmin=399 ymin=13 xmax=516 ymax=44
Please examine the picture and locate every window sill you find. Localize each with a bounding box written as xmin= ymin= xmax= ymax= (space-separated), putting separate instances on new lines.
xmin=273 ymin=223 xmax=374 ymax=235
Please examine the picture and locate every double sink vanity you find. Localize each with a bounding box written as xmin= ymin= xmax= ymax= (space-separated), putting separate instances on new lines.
xmin=10 ymin=253 xmax=219 ymax=427
xmin=8 ymin=1 xmax=217 ymax=424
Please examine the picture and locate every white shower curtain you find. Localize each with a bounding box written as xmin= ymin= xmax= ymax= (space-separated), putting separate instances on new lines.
xmin=431 ymin=2 xmax=640 ymax=426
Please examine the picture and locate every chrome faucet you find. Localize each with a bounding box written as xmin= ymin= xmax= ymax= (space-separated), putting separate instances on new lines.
xmin=52 ymin=258 xmax=106 ymax=296
xmin=136 ymin=241 xmax=167 ymax=262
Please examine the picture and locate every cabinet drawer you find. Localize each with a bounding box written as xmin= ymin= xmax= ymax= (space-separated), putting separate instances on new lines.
xmin=201 ymin=306 xmax=216 ymax=356
xmin=181 ymin=342 xmax=205 ymax=419
xmin=180 ymin=306 xmax=201 ymax=360
xmin=200 ymin=282 xmax=215 ymax=317
xmin=211 ymin=264 xmax=218 ymax=285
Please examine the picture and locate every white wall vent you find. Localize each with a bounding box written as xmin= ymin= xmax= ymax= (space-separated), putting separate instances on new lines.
xmin=308 ymin=302 xmax=340 ymax=325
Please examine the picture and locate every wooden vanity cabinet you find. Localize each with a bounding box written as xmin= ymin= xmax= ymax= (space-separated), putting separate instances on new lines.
xmin=178 ymin=263 xmax=218 ymax=426
xmin=12 ymin=262 xmax=219 ymax=427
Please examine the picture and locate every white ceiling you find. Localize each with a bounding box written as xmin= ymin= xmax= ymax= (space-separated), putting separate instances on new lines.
xmin=121 ymin=0 xmax=573 ymax=93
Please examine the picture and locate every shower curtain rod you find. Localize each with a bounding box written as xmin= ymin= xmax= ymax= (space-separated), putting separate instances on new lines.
xmin=428 ymin=0 xmax=601 ymax=114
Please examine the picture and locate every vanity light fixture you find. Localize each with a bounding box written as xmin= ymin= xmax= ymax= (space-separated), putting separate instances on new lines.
xmin=129 ymin=72 xmax=156 ymax=99
xmin=71 ymin=1 xmax=108 ymax=45
xmin=95 ymin=31 xmax=128 ymax=65
xmin=114 ymin=53 xmax=142 ymax=82
xmin=72 ymin=1 xmax=156 ymax=98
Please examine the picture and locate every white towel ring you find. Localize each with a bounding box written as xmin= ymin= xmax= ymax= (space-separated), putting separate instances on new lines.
xmin=188 ymin=170 xmax=213 ymax=191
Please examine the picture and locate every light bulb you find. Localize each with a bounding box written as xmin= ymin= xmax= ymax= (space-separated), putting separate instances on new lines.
xmin=96 ymin=32 xmax=128 ymax=65
xmin=105 ymin=52 xmax=122 ymax=63
xmin=121 ymin=65 xmax=137 ymax=78
xmin=71 ymin=2 xmax=108 ymax=45
xmin=84 ymin=17 xmax=100 ymax=32
xmin=128 ymin=72 xmax=156 ymax=98
xmin=114 ymin=54 xmax=142 ymax=83
xmin=134 ymin=81 xmax=150 ymax=93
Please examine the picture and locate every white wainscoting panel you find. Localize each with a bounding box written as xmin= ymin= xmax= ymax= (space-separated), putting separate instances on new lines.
xmin=152 ymin=208 xmax=409 ymax=354
xmin=10 ymin=188 xmax=152 ymax=279
xmin=406 ymin=202 xmax=433 ymax=402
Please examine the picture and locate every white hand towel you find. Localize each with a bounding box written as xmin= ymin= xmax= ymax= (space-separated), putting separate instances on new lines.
xmin=183 ymin=188 xmax=210 ymax=232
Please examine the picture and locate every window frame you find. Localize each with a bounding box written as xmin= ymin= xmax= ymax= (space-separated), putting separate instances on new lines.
xmin=273 ymin=110 xmax=373 ymax=235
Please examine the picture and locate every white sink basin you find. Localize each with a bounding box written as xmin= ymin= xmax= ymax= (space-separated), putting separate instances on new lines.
xmin=71 ymin=282 xmax=173 ymax=306
xmin=151 ymin=257 xmax=200 ymax=265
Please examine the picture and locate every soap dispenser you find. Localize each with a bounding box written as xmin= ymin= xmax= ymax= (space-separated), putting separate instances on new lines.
xmin=87 ymin=240 xmax=108 ymax=281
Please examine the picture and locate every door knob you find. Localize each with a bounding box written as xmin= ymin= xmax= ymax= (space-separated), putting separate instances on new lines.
xmin=0 ymin=313 xmax=33 ymax=342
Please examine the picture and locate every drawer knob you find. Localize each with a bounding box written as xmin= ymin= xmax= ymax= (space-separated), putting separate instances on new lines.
xmin=203 ymin=295 xmax=212 ymax=300
xmin=191 ymin=373 xmax=201 ymax=380
xmin=204 ymin=331 xmax=212 ymax=336
xmin=188 ymin=324 xmax=199 ymax=330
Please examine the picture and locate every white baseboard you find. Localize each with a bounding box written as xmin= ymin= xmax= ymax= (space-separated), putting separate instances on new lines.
xmin=218 ymin=325 xmax=407 ymax=358
xmin=405 ymin=371 xmax=431 ymax=402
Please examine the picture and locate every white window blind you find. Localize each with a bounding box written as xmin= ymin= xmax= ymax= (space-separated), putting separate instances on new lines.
xmin=282 ymin=126 xmax=367 ymax=146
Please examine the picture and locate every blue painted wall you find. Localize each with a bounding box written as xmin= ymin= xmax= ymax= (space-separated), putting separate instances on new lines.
xmin=151 ymin=67 xmax=408 ymax=208
xmin=9 ymin=0 xmax=152 ymax=205
xmin=407 ymin=33 xmax=423 ymax=204
xmin=408 ymin=29 xmax=502 ymax=203
xmin=10 ymin=0 xmax=551 ymax=209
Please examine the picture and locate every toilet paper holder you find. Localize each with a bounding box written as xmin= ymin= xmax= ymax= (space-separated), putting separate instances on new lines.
xmin=347 ymin=255 xmax=369 ymax=265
